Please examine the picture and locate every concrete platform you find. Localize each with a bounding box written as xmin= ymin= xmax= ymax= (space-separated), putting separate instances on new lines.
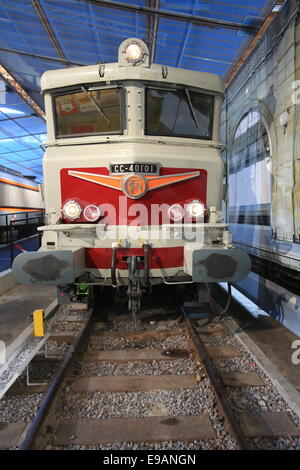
xmin=215 ymin=284 xmax=300 ymax=394
xmin=0 ymin=280 xmax=55 ymax=349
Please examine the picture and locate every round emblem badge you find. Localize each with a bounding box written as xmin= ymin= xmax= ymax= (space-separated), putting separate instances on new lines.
xmin=122 ymin=173 xmax=148 ymax=199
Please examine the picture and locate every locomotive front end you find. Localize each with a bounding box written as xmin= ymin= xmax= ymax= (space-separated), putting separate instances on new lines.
xmin=12 ymin=38 xmax=250 ymax=316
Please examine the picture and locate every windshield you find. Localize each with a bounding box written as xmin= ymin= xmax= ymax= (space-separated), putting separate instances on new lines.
xmin=54 ymin=86 xmax=122 ymax=138
xmin=145 ymin=87 xmax=214 ymax=139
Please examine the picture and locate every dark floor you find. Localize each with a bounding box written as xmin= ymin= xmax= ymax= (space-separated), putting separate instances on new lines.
xmin=214 ymin=284 xmax=300 ymax=393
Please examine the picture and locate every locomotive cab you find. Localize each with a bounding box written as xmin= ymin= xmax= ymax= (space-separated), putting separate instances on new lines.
xmin=12 ymin=38 xmax=251 ymax=317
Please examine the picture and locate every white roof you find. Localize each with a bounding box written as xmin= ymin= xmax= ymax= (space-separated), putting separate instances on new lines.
xmin=41 ymin=62 xmax=224 ymax=95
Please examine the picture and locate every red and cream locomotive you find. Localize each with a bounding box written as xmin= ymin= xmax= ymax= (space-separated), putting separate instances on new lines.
xmin=12 ymin=38 xmax=250 ymax=317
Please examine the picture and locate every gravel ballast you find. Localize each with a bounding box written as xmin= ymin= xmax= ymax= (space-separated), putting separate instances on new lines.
xmin=56 ymin=386 xmax=214 ymax=420
xmin=1 ymin=302 xmax=300 ymax=451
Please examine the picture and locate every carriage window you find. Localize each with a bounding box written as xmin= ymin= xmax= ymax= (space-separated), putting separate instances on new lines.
xmin=54 ymin=87 xmax=122 ymax=137
xmin=145 ymin=88 xmax=214 ymax=139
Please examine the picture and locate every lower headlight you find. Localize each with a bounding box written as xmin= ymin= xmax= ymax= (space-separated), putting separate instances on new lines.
xmin=83 ymin=204 xmax=101 ymax=222
xmin=168 ymin=204 xmax=185 ymax=222
xmin=62 ymin=200 xmax=82 ymax=220
xmin=186 ymin=200 xmax=205 ymax=218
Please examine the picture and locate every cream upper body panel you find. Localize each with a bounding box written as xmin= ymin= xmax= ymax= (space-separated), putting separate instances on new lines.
xmin=41 ymin=42 xmax=225 ymax=220
xmin=43 ymin=83 xmax=223 ymax=145
xmin=41 ymin=62 xmax=224 ymax=96
xmin=41 ymin=42 xmax=224 ymax=146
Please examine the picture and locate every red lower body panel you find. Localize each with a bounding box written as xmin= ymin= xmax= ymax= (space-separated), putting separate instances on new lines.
xmin=85 ymin=247 xmax=184 ymax=269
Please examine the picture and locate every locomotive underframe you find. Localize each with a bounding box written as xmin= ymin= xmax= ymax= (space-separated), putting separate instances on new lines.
xmin=12 ymin=222 xmax=251 ymax=288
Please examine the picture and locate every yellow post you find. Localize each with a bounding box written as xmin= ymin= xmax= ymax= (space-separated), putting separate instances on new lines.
xmin=33 ymin=309 xmax=45 ymax=337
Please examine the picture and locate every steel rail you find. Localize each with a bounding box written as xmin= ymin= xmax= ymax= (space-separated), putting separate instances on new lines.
xmin=18 ymin=307 xmax=94 ymax=450
xmin=182 ymin=306 xmax=251 ymax=450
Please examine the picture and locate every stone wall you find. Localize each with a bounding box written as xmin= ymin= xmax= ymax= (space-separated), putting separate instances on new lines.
xmin=222 ymin=0 xmax=300 ymax=243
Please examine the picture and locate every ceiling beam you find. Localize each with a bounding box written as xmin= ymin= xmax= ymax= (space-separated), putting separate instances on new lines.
xmin=224 ymin=7 xmax=280 ymax=87
xmin=88 ymin=2 xmax=105 ymax=62
xmin=145 ymin=0 xmax=152 ymax=52
xmin=32 ymin=0 xmax=69 ymax=67
xmin=0 ymin=64 xmax=45 ymax=120
xmin=87 ymin=0 xmax=259 ymax=33
xmin=0 ymin=46 xmax=84 ymax=66
xmin=149 ymin=0 xmax=159 ymax=65
xmin=177 ymin=0 xmax=198 ymax=68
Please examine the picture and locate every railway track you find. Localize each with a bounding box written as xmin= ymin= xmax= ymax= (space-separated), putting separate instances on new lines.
xmin=0 ymin=289 xmax=300 ymax=450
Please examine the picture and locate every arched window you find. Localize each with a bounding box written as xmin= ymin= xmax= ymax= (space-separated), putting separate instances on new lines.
xmin=229 ymin=108 xmax=272 ymax=226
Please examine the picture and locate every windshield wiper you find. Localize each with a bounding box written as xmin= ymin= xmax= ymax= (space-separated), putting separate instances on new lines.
xmin=185 ymin=89 xmax=199 ymax=129
xmin=81 ymin=86 xmax=111 ymax=127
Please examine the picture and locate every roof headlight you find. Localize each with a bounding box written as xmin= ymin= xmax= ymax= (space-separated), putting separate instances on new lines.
xmin=125 ymin=43 xmax=143 ymax=62
xmin=118 ymin=38 xmax=149 ymax=67
xmin=62 ymin=200 xmax=82 ymax=220
xmin=186 ymin=200 xmax=205 ymax=219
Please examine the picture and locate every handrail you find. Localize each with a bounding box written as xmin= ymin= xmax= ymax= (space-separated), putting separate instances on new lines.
xmin=0 ymin=210 xmax=45 ymax=244
xmin=6 ymin=211 xmax=45 ymax=266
